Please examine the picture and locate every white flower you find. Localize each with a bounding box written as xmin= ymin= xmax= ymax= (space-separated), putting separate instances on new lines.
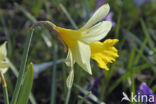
xmin=0 ymin=42 xmax=9 ymax=74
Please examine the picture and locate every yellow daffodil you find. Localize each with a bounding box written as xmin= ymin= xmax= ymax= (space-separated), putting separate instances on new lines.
xmin=38 ymin=4 xmax=118 ymax=88
xmin=0 ymin=42 xmax=9 ymax=74
xmin=56 ymin=4 xmax=112 ymax=72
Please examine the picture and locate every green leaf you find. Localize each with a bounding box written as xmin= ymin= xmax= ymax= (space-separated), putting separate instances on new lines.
xmin=17 ymin=63 xmax=34 ymax=104
xmin=11 ymin=29 xmax=34 ymax=104
xmin=6 ymin=58 xmax=37 ymax=104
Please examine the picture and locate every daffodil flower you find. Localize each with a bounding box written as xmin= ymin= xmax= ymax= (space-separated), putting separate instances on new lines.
xmin=0 ymin=42 xmax=9 ymax=75
xmin=39 ymin=4 xmax=118 ymax=88
xmin=57 ymin=4 xmax=111 ymax=70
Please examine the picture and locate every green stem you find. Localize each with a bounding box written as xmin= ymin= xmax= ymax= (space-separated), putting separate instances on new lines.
xmin=65 ymin=88 xmax=71 ymax=104
xmin=11 ymin=29 xmax=34 ymax=104
xmin=3 ymin=86 xmax=10 ymax=104
xmin=50 ymin=44 xmax=58 ymax=104
xmin=115 ymin=11 xmax=121 ymax=39
xmin=0 ymin=71 xmax=9 ymax=104
xmin=131 ymin=71 xmax=135 ymax=104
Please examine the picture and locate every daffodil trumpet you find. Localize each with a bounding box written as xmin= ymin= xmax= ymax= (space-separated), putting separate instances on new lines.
xmin=33 ymin=4 xmax=119 ymax=88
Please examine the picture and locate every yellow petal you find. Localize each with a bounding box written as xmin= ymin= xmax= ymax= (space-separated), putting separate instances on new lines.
xmin=80 ymin=4 xmax=110 ymax=30
xmin=71 ymin=41 xmax=92 ymax=75
xmin=81 ymin=21 xmax=112 ymax=43
xmin=90 ymin=39 xmax=119 ymax=70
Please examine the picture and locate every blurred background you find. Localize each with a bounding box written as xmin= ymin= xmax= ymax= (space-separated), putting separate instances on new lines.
xmin=0 ymin=0 xmax=156 ymax=104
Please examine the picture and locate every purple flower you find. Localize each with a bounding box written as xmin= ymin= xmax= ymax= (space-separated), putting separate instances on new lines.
xmin=140 ymin=83 xmax=153 ymax=95
xmin=133 ymin=0 xmax=151 ymax=7
xmin=137 ymin=83 xmax=156 ymax=104
xmin=104 ymin=12 xmax=116 ymax=27
xmin=86 ymin=74 xmax=104 ymax=96
xmin=82 ymin=0 xmax=116 ymax=27
xmin=97 ymin=0 xmax=106 ymax=9
xmin=96 ymin=0 xmax=116 ymax=27
xmin=80 ymin=75 xmax=104 ymax=103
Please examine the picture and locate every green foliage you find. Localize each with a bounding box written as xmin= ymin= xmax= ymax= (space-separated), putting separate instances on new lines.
xmin=17 ymin=63 xmax=34 ymax=104
xmin=10 ymin=29 xmax=34 ymax=104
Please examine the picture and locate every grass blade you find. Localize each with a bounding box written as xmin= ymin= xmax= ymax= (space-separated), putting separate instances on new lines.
xmin=17 ymin=63 xmax=34 ymax=104
xmin=59 ymin=4 xmax=78 ymax=29
xmin=50 ymin=44 xmax=58 ymax=104
xmin=74 ymin=84 xmax=105 ymax=104
xmin=107 ymin=63 xmax=154 ymax=95
xmin=6 ymin=58 xmax=37 ymax=104
xmin=123 ymin=29 xmax=150 ymax=54
xmin=140 ymin=19 xmax=155 ymax=52
xmin=14 ymin=3 xmax=53 ymax=47
xmin=11 ymin=29 xmax=34 ymax=104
